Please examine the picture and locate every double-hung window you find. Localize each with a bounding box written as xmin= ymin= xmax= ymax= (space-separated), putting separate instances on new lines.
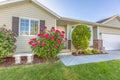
xmin=30 ymin=20 xmax=39 ymax=35
xmin=20 ymin=18 xmax=39 ymax=35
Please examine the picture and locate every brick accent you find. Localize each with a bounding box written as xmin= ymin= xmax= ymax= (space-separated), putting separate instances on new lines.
xmin=93 ymin=40 xmax=103 ymax=50
xmin=68 ymin=40 xmax=71 ymax=50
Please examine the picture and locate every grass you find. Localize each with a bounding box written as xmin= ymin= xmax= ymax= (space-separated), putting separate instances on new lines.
xmin=0 ymin=60 xmax=120 ymax=80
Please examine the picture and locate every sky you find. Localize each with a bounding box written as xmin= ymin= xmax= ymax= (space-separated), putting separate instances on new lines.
xmin=37 ymin=0 xmax=120 ymax=22
xmin=1 ymin=0 xmax=120 ymax=22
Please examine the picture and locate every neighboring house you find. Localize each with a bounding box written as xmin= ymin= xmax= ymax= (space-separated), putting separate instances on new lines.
xmin=0 ymin=0 xmax=120 ymax=53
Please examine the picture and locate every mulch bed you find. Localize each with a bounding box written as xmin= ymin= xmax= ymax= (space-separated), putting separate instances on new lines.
xmin=72 ymin=51 xmax=108 ymax=56
xmin=0 ymin=55 xmax=59 ymax=68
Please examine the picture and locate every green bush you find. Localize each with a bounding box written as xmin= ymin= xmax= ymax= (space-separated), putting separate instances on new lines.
xmin=72 ymin=24 xmax=91 ymax=51
xmin=92 ymin=48 xmax=99 ymax=54
xmin=29 ymin=26 xmax=67 ymax=59
xmin=83 ymin=49 xmax=92 ymax=55
xmin=0 ymin=27 xmax=17 ymax=62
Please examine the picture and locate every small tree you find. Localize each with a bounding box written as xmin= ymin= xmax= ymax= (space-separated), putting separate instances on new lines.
xmin=72 ymin=24 xmax=91 ymax=52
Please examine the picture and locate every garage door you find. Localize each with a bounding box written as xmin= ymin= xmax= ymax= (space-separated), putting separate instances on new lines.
xmin=102 ymin=34 xmax=120 ymax=50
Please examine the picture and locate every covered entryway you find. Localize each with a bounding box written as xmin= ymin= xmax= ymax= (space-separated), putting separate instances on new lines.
xmin=102 ymin=34 xmax=120 ymax=50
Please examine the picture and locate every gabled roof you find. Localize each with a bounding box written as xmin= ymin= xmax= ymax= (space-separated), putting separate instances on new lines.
xmin=96 ymin=15 xmax=120 ymax=24
xmin=0 ymin=0 xmax=61 ymax=18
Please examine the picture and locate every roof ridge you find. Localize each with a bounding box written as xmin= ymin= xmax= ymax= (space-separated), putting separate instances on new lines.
xmin=96 ymin=14 xmax=120 ymax=23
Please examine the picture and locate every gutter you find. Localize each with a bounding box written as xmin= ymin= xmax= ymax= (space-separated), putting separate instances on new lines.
xmin=60 ymin=17 xmax=120 ymax=29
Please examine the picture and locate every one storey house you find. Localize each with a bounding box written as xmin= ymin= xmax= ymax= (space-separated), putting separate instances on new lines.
xmin=0 ymin=0 xmax=120 ymax=53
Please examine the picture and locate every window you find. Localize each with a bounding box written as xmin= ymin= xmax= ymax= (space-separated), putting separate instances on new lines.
xmin=30 ymin=20 xmax=38 ymax=35
xmin=20 ymin=18 xmax=29 ymax=35
xmin=20 ymin=18 xmax=39 ymax=35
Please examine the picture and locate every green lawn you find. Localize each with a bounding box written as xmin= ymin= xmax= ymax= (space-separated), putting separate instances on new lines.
xmin=0 ymin=60 xmax=120 ymax=80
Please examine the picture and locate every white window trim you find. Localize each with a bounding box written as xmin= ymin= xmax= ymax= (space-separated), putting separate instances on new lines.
xmin=19 ymin=17 xmax=40 ymax=36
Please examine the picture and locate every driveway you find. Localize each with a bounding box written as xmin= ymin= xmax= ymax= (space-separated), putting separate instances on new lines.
xmin=59 ymin=50 xmax=120 ymax=66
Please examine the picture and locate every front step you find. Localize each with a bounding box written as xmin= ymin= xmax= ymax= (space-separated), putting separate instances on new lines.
xmin=13 ymin=53 xmax=33 ymax=64
xmin=13 ymin=50 xmax=72 ymax=64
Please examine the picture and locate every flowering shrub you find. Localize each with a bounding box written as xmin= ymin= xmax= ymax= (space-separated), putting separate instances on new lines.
xmin=0 ymin=27 xmax=17 ymax=62
xmin=29 ymin=26 xmax=67 ymax=59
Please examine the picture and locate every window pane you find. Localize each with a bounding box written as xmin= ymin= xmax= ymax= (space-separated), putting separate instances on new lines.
xmin=20 ymin=18 xmax=29 ymax=35
xmin=30 ymin=20 xmax=38 ymax=35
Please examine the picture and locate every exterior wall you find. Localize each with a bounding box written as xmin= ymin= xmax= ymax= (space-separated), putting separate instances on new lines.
xmin=104 ymin=18 xmax=120 ymax=27
xmin=99 ymin=27 xmax=120 ymax=37
xmin=0 ymin=2 xmax=56 ymax=29
xmin=0 ymin=2 xmax=57 ymax=53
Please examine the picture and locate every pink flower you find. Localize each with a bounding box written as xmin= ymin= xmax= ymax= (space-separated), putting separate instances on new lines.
xmin=41 ymin=26 xmax=47 ymax=32
xmin=51 ymin=36 xmax=54 ymax=41
xmin=60 ymin=34 xmax=64 ymax=38
xmin=38 ymin=42 xmax=41 ymax=45
xmin=54 ymin=46 xmax=58 ymax=49
xmin=51 ymin=27 xmax=55 ymax=32
xmin=30 ymin=38 xmax=36 ymax=41
xmin=61 ymin=31 xmax=65 ymax=34
xmin=32 ymin=43 xmax=37 ymax=48
xmin=0 ymin=28 xmax=7 ymax=32
xmin=56 ymin=39 xmax=61 ymax=44
xmin=37 ymin=34 xmax=41 ymax=37
xmin=52 ymin=27 xmax=55 ymax=29
xmin=28 ymin=41 xmax=33 ymax=45
xmin=65 ymin=38 xmax=67 ymax=41
xmin=42 ymin=42 xmax=46 ymax=46
xmin=44 ymin=26 xmax=47 ymax=29
xmin=56 ymin=30 xmax=60 ymax=33
xmin=41 ymin=34 xmax=45 ymax=38
xmin=45 ymin=34 xmax=50 ymax=39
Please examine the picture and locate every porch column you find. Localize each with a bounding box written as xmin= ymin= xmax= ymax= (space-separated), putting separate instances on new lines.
xmin=93 ymin=26 xmax=103 ymax=50
xmin=67 ymin=24 xmax=71 ymax=50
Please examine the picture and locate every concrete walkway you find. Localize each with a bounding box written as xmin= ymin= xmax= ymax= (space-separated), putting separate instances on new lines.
xmin=59 ymin=51 xmax=120 ymax=66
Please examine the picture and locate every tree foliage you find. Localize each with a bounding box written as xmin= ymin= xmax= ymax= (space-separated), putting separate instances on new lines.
xmin=72 ymin=24 xmax=91 ymax=51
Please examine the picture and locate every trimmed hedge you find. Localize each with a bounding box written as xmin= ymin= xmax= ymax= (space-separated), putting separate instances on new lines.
xmin=72 ymin=24 xmax=91 ymax=51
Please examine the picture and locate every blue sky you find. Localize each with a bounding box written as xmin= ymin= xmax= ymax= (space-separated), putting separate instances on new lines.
xmin=0 ymin=0 xmax=120 ymax=22
xmin=37 ymin=0 xmax=120 ymax=22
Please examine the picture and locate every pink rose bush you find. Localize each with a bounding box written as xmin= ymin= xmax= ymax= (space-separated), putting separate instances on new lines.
xmin=0 ymin=27 xmax=17 ymax=62
xmin=29 ymin=26 xmax=67 ymax=59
